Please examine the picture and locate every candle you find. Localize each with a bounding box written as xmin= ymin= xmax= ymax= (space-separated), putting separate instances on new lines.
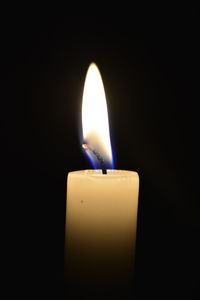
xmin=64 ymin=63 xmax=139 ymax=295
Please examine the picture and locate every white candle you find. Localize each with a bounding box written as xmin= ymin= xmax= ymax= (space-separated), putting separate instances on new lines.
xmin=65 ymin=169 xmax=139 ymax=288
xmin=64 ymin=63 xmax=140 ymax=292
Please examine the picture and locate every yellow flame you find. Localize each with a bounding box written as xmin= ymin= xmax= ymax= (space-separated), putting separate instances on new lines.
xmin=82 ymin=63 xmax=113 ymax=165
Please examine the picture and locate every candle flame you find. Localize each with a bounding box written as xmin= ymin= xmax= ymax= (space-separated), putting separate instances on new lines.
xmin=82 ymin=63 xmax=113 ymax=169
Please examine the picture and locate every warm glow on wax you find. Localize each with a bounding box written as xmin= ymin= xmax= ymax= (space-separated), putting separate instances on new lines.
xmin=82 ymin=63 xmax=113 ymax=167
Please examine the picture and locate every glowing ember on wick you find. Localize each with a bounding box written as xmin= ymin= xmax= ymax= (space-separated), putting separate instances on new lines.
xmin=82 ymin=143 xmax=107 ymax=174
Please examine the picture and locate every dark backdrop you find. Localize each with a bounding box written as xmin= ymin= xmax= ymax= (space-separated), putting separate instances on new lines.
xmin=1 ymin=9 xmax=199 ymax=299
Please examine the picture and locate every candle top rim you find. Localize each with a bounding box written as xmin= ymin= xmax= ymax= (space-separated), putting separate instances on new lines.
xmin=67 ymin=169 xmax=139 ymax=178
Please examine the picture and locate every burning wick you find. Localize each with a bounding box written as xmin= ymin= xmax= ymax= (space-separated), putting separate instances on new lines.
xmin=82 ymin=144 xmax=107 ymax=174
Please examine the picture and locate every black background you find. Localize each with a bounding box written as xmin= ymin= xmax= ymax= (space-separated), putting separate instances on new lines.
xmin=1 ymin=8 xmax=199 ymax=299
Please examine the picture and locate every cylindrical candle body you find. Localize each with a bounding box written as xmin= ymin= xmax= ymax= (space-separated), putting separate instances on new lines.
xmin=64 ymin=170 xmax=139 ymax=296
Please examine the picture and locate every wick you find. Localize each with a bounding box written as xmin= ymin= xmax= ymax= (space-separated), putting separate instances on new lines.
xmin=82 ymin=144 xmax=107 ymax=174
